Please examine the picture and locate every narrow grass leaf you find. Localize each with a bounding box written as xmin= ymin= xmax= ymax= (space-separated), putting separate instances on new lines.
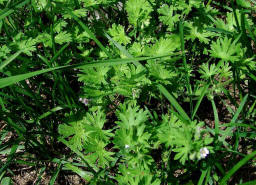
xmin=69 ymin=11 xmax=112 ymax=58
xmin=0 ymin=172 xmax=6 ymax=182
xmin=158 ymin=84 xmax=191 ymax=122
xmin=105 ymin=33 xmax=141 ymax=67
xmin=179 ymin=20 xmax=192 ymax=96
xmin=215 ymin=162 xmax=225 ymax=175
xmin=0 ymin=51 xmax=22 ymax=71
xmin=35 ymin=167 xmax=46 ymax=185
xmin=50 ymin=43 xmax=69 ymax=64
xmin=0 ymin=0 xmax=30 ymax=20
xmin=49 ymin=162 xmax=62 ymax=185
xmin=220 ymin=150 xmax=256 ymax=185
xmin=0 ymin=144 xmax=18 ymax=175
xmin=0 ymin=55 xmax=169 ymax=89
xmin=205 ymin=167 xmax=211 ymax=185
xmin=39 ymin=106 xmax=65 ymax=120
xmin=206 ymin=27 xmax=233 ymax=35
xmin=197 ymin=167 xmax=208 ymax=185
xmin=221 ymin=123 xmax=256 ymax=130
xmin=211 ymin=98 xmax=219 ymax=135
xmin=231 ymin=94 xmax=248 ymax=123
xmin=239 ymin=180 xmax=256 ymax=185
xmin=192 ymin=84 xmax=209 ymax=120
xmin=64 ymin=163 xmax=93 ymax=181
xmin=15 ymin=160 xmax=36 ymax=166
xmin=58 ymin=137 xmax=98 ymax=173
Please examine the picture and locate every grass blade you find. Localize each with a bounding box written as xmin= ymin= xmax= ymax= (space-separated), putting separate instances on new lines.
xmin=197 ymin=167 xmax=209 ymax=185
xmin=231 ymin=94 xmax=248 ymax=123
xmin=35 ymin=167 xmax=46 ymax=185
xmin=206 ymin=27 xmax=233 ymax=35
xmin=105 ymin=33 xmax=141 ymax=67
xmin=50 ymin=43 xmax=69 ymax=64
xmin=58 ymin=137 xmax=98 ymax=173
xmin=69 ymin=11 xmax=112 ymax=58
xmin=179 ymin=20 xmax=192 ymax=95
xmin=64 ymin=163 xmax=93 ymax=181
xmin=239 ymin=180 xmax=256 ymax=185
xmin=26 ymin=106 xmax=66 ymax=123
xmin=211 ymin=98 xmax=219 ymax=135
xmin=158 ymin=84 xmax=191 ymax=122
xmin=0 ymin=144 xmax=18 ymax=175
xmin=221 ymin=123 xmax=256 ymax=130
xmin=220 ymin=150 xmax=256 ymax=185
xmin=0 ymin=0 xmax=30 ymax=20
xmin=0 ymin=51 xmax=22 ymax=71
xmin=192 ymin=84 xmax=209 ymax=120
xmin=49 ymin=162 xmax=62 ymax=185
xmin=0 ymin=55 xmax=170 ymax=89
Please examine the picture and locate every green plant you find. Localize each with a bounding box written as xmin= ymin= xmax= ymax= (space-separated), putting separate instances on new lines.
xmin=0 ymin=0 xmax=256 ymax=184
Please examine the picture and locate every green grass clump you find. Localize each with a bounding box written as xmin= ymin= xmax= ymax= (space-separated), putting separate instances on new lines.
xmin=1 ymin=0 xmax=256 ymax=184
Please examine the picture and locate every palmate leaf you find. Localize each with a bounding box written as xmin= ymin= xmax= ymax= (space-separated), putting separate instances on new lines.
xmin=115 ymin=103 xmax=148 ymax=129
xmin=236 ymin=0 xmax=251 ymax=8
xmin=31 ymin=0 xmax=48 ymax=12
xmin=11 ymin=33 xmax=38 ymax=56
xmin=19 ymin=38 xmax=37 ymax=56
xmin=79 ymin=0 xmax=99 ymax=7
xmin=63 ymin=8 xmax=87 ymax=19
xmin=0 ymin=56 xmax=158 ymax=89
xmin=54 ymin=20 xmax=68 ymax=33
xmin=112 ymin=64 xmax=150 ymax=98
xmin=84 ymin=139 xmax=114 ymax=168
xmin=158 ymin=4 xmax=180 ymax=31
xmin=214 ymin=10 xmax=253 ymax=33
xmin=116 ymin=165 xmax=161 ymax=185
xmin=144 ymin=36 xmax=180 ymax=56
xmin=214 ymin=13 xmax=236 ymax=33
xmin=58 ymin=118 xmax=88 ymax=151
xmin=83 ymin=110 xmax=113 ymax=142
xmin=146 ymin=60 xmax=177 ymax=84
xmin=55 ymin=31 xmax=72 ymax=45
xmin=210 ymin=36 xmax=243 ymax=62
xmin=37 ymin=33 xmax=52 ymax=48
xmin=157 ymin=114 xmax=212 ymax=164
xmin=172 ymin=0 xmax=192 ymax=15
xmin=189 ymin=0 xmax=202 ymax=8
xmin=78 ymin=65 xmax=111 ymax=100
xmin=113 ymin=125 xmax=151 ymax=153
xmin=78 ymin=66 xmax=110 ymax=85
xmin=108 ymin=24 xmax=131 ymax=45
xmin=185 ymin=22 xmax=213 ymax=44
xmin=113 ymin=103 xmax=152 ymax=168
xmin=113 ymin=103 xmax=150 ymax=149
xmin=198 ymin=62 xmax=219 ymax=79
xmin=37 ymin=31 xmax=71 ymax=48
xmin=113 ymin=128 xmax=133 ymax=150
xmin=79 ymin=0 xmax=116 ymax=7
xmin=198 ymin=61 xmax=232 ymax=90
xmin=0 ymin=45 xmax=10 ymax=59
xmin=58 ymin=109 xmax=110 ymax=151
xmin=125 ymin=0 xmax=153 ymax=27
xmin=129 ymin=42 xmax=144 ymax=57
xmin=173 ymin=146 xmax=191 ymax=165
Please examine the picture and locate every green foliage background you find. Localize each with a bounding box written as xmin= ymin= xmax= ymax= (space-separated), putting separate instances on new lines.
xmin=0 ymin=0 xmax=256 ymax=184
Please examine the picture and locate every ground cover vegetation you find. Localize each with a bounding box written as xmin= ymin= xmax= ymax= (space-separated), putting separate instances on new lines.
xmin=0 ymin=0 xmax=256 ymax=184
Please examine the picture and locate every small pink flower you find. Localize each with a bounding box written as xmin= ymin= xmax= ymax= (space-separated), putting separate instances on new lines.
xmin=79 ymin=97 xmax=89 ymax=105
xmin=200 ymin=147 xmax=209 ymax=158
